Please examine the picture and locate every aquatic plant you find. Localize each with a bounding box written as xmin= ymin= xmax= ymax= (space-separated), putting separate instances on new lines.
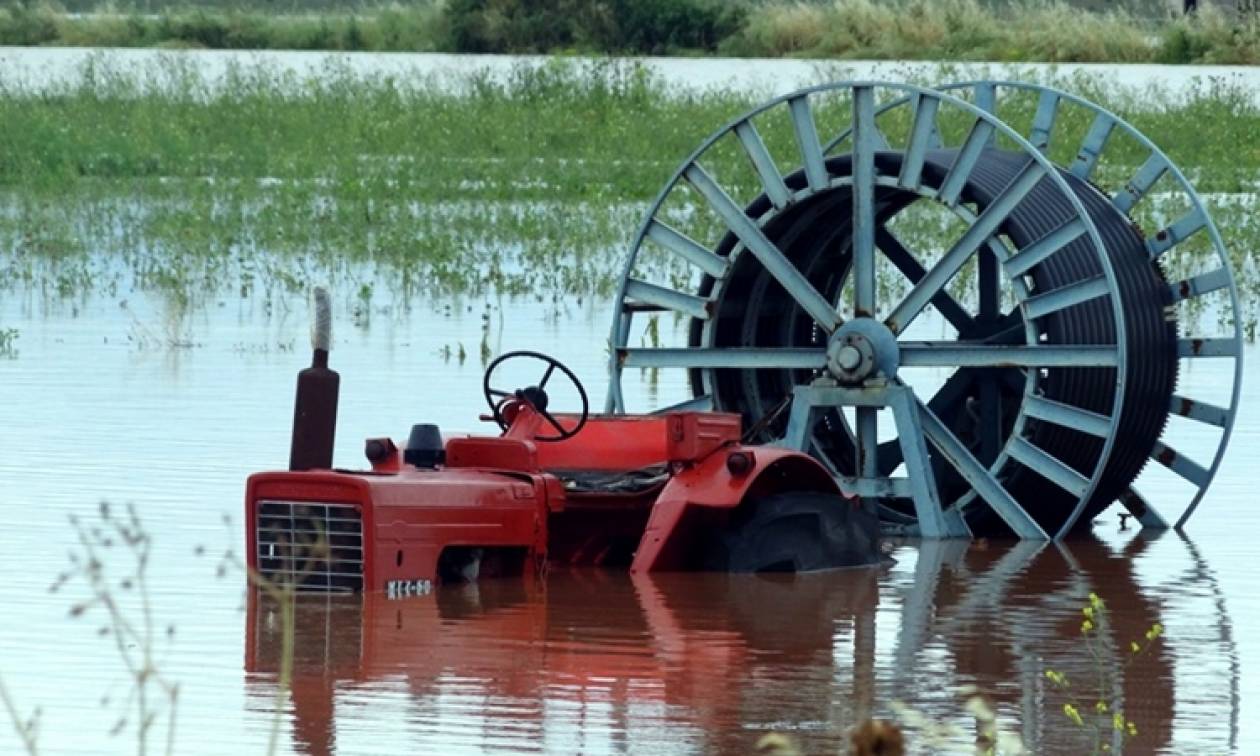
xmin=0 ymin=55 xmax=1256 ymax=336
xmin=1043 ymin=592 xmax=1163 ymax=756
xmin=752 ymin=593 xmax=1167 ymax=753
xmin=0 ymin=327 xmax=17 ymax=358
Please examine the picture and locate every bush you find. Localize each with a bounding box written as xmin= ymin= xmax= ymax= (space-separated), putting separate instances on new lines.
xmin=1158 ymin=5 xmax=1260 ymax=63
xmin=444 ymin=0 xmax=580 ymax=53
xmin=0 ymin=1 xmax=60 ymax=46
xmin=580 ymin=0 xmax=747 ymax=54
xmin=441 ymin=0 xmax=747 ymax=54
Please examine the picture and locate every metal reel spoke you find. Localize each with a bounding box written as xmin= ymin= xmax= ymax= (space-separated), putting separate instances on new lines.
xmin=886 ymin=161 xmax=1047 ymax=335
xmin=898 ymin=343 xmax=1118 ymax=368
xmin=918 ymin=401 xmax=1048 ymax=540
xmin=682 ymin=162 xmax=841 ymax=333
xmin=619 ymin=347 xmax=826 ymax=370
xmin=876 ymin=228 xmax=976 ymax=335
xmin=933 ymin=80 xmax=1243 ymax=533
xmin=851 ymin=86 xmax=878 ymax=319
xmin=608 ymin=79 xmax=1243 ymax=541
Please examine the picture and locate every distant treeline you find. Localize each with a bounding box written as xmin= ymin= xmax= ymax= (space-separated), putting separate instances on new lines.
xmin=0 ymin=0 xmax=1257 ymax=64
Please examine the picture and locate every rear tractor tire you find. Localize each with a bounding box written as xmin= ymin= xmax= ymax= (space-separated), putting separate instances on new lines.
xmin=710 ymin=492 xmax=882 ymax=573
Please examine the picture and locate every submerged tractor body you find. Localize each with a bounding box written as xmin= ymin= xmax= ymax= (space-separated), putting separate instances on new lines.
xmin=247 ymin=347 xmax=878 ymax=593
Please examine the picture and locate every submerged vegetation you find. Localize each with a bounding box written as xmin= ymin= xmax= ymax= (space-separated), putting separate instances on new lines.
xmin=0 ymin=56 xmax=1257 ymax=334
xmin=0 ymin=327 xmax=17 ymax=358
xmin=0 ymin=0 xmax=1259 ymax=63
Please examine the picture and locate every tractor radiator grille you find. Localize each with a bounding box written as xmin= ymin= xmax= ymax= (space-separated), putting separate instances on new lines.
xmin=255 ymin=500 xmax=363 ymax=593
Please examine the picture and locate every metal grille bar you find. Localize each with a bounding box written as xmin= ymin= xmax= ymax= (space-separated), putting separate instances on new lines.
xmin=255 ymin=500 xmax=364 ymax=593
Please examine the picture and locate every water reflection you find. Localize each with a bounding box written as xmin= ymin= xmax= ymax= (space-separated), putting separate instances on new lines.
xmin=245 ymin=534 xmax=1235 ymax=754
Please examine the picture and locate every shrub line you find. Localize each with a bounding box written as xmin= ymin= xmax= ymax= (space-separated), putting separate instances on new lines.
xmin=0 ymin=0 xmax=1258 ymax=64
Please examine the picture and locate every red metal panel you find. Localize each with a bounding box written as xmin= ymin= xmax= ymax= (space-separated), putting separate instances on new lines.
xmin=533 ymin=412 xmax=741 ymax=471
xmin=445 ymin=437 xmax=539 ymax=471
xmin=246 ymin=468 xmax=549 ymax=589
xmin=664 ymin=412 xmax=742 ymax=462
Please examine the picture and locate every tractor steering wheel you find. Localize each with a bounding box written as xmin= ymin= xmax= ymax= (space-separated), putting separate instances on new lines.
xmin=483 ymin=351 xmax=589 ymax=442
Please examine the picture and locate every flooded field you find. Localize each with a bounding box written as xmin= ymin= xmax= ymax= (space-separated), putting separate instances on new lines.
xmin=1 ymin=49 xmax=1259 ymax=754
xmin=0 ymin=288 xmax=1257 ymax=754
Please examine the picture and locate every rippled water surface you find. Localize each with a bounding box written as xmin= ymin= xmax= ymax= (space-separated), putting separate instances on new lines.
xmin=0 ymin=287 xmax=1256 ymax=755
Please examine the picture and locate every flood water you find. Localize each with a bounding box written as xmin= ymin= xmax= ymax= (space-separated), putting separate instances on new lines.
xmin=0 ymin=286 xmax=1256 ymax=755
xmin=1 ymin=46 xmax=1258 ymax=755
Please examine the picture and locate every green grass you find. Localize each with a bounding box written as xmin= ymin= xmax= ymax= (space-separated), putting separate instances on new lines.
xmin=1 ymin=0 xmax=1259 ymax=63
xmin=0 ymin=56 xmax=1256 ymax=334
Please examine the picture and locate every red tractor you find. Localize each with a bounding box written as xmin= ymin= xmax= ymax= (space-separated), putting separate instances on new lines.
xmin=246 ymin=336 xmax=881 ymax=594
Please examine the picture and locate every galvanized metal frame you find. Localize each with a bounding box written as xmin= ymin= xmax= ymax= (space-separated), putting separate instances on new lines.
xmin=822 ymin=80 xmax=1243 ymax=532
xmin=606 ymin=80 xmax=1137 ymax=540
xmin=933 ymin=81 xmax=1243 ymax=532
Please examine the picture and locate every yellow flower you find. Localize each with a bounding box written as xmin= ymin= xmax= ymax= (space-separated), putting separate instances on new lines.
xmin=1130 ymin=641 xmax=1140 ymax=653
xmin=1044 ymin=669 xmax=1069 ymax=687
xmin=1113 ymin=712 xmax=1125 ymax=731
xmin=1083 ymin=606 xmax=1094 ymax=619
xmin=1064 ymin=704 xmax=1084 ymax=727
xmin=1095 ymin=700 xmax=1108 ymax=713
xmin=1127 ymin=722 xmax=1138 ymax=737
xmin=1082 ymin=619 xmax=1095 ymax=633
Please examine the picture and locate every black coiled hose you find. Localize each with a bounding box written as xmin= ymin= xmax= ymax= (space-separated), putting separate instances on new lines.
xmin=692 ymin=148 xmax=1178 ymax=535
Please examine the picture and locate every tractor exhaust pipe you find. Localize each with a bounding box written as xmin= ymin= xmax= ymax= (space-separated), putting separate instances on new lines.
xmin=289 ymin=286 xmax=339 ymax=471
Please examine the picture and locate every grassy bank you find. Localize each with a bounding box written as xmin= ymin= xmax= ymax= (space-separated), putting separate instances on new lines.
xmin=0 ymin=58 xmax=1256 ymax=331
xmin=1 ymin=0 xmax=1259 ymax=64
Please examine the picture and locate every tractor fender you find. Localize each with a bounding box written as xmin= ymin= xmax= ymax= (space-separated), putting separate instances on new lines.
xmin=630 ymin=445 xmax=847 ymax=573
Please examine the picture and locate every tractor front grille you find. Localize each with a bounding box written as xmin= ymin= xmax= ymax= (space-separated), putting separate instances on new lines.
xmin=255 ymin=500 xmax=363 ymax=592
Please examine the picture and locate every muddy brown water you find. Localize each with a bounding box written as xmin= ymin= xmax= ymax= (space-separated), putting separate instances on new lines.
xmin=0 ymin=288 xmax=1254 ymax=755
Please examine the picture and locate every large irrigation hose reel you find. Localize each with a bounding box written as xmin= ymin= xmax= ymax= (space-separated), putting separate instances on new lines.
xmin=606 ymin=81 xmax=1242 ymax=539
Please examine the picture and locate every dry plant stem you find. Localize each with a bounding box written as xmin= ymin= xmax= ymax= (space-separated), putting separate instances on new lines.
xmin=267 ymin=585 xmax=296 ymax=756
xmin=221 ymin=512 xmax=324 ymax=756
xmin=0 ymin=673 xmax=38 ymax=755
xmin=237 ymin=564 xmax=299 ymax=756
xmin=67 ymin=504 xmax=179 ymax=755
